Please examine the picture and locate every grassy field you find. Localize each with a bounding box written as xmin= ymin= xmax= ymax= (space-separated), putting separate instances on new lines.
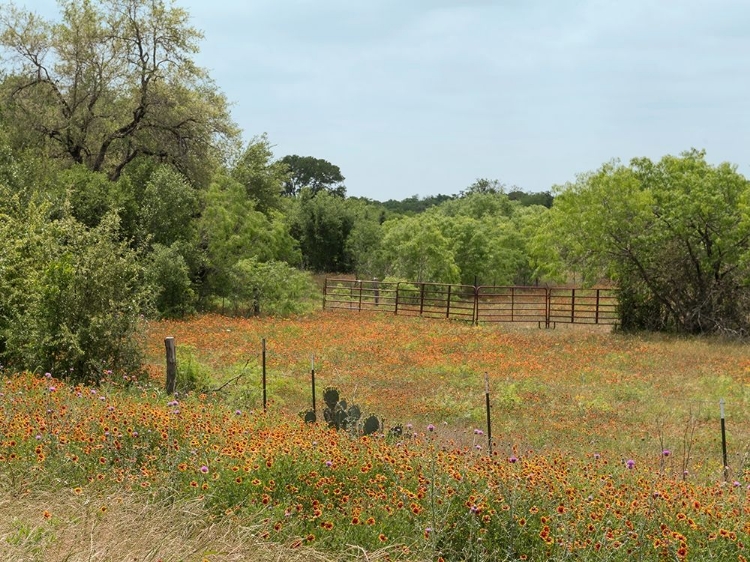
xmin=1 ymin=310 xmax=748 ymax=561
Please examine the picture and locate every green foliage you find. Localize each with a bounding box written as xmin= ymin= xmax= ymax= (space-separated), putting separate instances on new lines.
xmin=373 ymin=190 xmax=549 ymax=287
xmin=550 ymin=149 xmax=750 ymax=333
xmin=280 ymin=154 xmax=345 ymax=197
xmin=508 ymin=189 xmax=554 ymax=208
xmin=378 ymin=214 xmax=460 ymax=284
xmin=460 ymin=177 xmax=505 ymax=196
xmin=55 ymin=166 xmax=114 ymax=228
xmin=144 ymin=243 xmax=197 ymax=318
xmin=231 ymin=135 xmax=288 ymax=215
xmin=228 ymin=258 xmax=318 ymax=316
xmin=0 ymin=0 xmax=239 ymax=186
xmin=199 ymin=175 xmax=300 ymax=300
xmin=138 ymin=166 xmax=200 ymax=247
xmin=289 ymin=190 xmax=356 ymax=272
xmin=175 ymin=345 xmax=213 ymax=393
xmin=343 ymin=199 xmax=385 ymax=277
xmin=381 ymin=193 xmax=455 ymax=215
xmin=0 ymin=207 xmax=150 ymax=382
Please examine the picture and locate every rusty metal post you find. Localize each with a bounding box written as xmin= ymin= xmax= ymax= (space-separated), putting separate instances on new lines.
xmin=595 ymin=289 xmax=601 ymax=324
xmin=262 ymin=338 xmax=267 ymax=412
xmin=571 ymin=289 xmax=576 ymax=323
xmin=311 ymin=355 xmax=316 ymax=419
xmin=446 ymin=284 xmax=451 ymax=318
xmin=485 ymin=373 xmax=492 ymax=457
xmin=395 ymin=282 xmax=400 ymax=315
xmin=720 ymin=399 xmax=728 ymax=481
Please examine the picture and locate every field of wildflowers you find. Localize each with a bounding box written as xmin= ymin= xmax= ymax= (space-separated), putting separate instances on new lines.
xmin=1 ymin=311 xmax=748 ymax=560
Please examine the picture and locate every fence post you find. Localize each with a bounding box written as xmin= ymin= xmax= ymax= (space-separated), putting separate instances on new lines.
xmin=311 ymin=355 xmax=316 ymax=418
xmin=595 ymin=289 xmax=600 ymax=324
xmin=570 ymin=289 xmax=576 ymax=323
xmin=262 ymin=338 xmax=267 ymax=412
xmin=720 ymin=399 xmax=728 ymax=481
xmin=322 ymin=278 xmax=328 ymax=310
xmin=165 ymin=337 xmax=177 ymax=394
xmin=395 ymin=282 xmax=400 ymax=315
xmin=485 ymin=373 xmax=493 ymax=457
xmin=473 ymin=285 xmax=479 ymax=325
xmin=373 ymin=278 xmax=379 ymax=306
xmin=446 ymin=284 xmax=451 ymax=318
xmin=419 ymin=283 xmax=425 ymax=316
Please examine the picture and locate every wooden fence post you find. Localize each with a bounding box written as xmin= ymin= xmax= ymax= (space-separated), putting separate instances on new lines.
xmin=165 ymin=337 xmax=176 ymax=394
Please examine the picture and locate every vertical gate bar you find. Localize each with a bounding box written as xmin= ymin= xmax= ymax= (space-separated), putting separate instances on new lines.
xmin=596 ymin=289 xmax=600 ymax=324
xmin=571 ymin=288 xmax=576 ymax=323
xmin=420 ymin=284 xmax=425 ymax=316
xmin=323 ymin=277 xmax=328 ymax=310
xmin=474 ymin=285 xmax=479 ymax=325
xmin=546 ymin=288 xmax=551 ymax=328
xmin=446 ymin=284 xmax=451 ymax=318
xmin=511 ymin=287 xmax=515 ymax=322
xmin=395 ymin=282 xmax=400 ymax=315
xmin=358 ymin=280 xmax=363 ymax=311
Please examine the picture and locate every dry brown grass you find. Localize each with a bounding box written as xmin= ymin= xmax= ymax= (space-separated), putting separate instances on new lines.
xmin=0 ymin=489 xmax=398 ymax=562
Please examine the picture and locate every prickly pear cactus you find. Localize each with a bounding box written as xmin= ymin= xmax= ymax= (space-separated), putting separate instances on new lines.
xmin=320 ymin=387 xmax=376 ymax=436
xmin=362 ymin=415 xmax=380 ymax=436
xmin=323 ymin=387 xmax=339 ymax=410
xmin=347 ymin=404 xmax=361 ymax=424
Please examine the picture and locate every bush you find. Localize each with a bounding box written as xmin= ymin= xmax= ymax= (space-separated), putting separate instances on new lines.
xmin=0 ymin=207 xmax=150 ymax=383
xmin=227 ymin=258 xmax=318 ymax=316
xmin=145 ymin=243 xmax=197 ymax=318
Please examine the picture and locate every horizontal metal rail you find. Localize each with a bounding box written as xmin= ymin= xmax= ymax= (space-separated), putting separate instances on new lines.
xmin=323 ymin=279 xmax=619 ymax=327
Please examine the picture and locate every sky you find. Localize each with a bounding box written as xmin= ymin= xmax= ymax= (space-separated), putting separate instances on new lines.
xmin=17 ymin=0 xmax=750 ymax=201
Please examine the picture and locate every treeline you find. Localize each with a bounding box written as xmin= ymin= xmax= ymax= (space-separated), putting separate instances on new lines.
xmin=2 ymin=0 xmax=750 ymax=383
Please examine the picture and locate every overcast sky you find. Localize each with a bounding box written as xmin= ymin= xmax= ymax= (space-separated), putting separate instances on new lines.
xmin=20 ymin=0 xmax=750 ymax=201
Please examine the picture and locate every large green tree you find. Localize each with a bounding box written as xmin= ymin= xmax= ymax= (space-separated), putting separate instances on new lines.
xmin=0 ymin=0 xmax=238 ymax=186
xmin=378 ymin=214 xmax=460 ymax=284
xmin=199 ymin=175 xmax=300 ymax=301
xmin=280 ymin=155 xmax=345 ymax=197
xmin=289 ymin=189 xmax=355 ymax=272
xmin=549 ymin=150 xmax=750 ymax=333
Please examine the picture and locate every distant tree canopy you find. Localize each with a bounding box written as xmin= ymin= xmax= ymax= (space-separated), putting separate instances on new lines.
xmin=381 ymin=194 xmax=455 ymax=215
xmin=508 ymin=190 xmax=553 ymax=208
xmin=280 ymin=155 xmax=346 ymax=197
xmin=549 ymin=149 xmax=750 ymax=334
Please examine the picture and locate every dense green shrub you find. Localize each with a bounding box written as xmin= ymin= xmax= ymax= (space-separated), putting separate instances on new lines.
xmin=144 ymin=243 xmax=197 ymax=318
xmin=228 ymin=258 xmax=318 ymax=316
xmin=0 ymin=206 xmax=150 ymax=382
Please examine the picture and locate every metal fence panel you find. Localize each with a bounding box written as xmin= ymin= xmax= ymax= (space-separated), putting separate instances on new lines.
xmin=323 ymin=279 xmax=619 ymax=326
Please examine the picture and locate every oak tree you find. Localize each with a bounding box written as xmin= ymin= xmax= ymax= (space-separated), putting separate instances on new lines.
xmin=0 ymin=0 xmax=238 ymax=185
